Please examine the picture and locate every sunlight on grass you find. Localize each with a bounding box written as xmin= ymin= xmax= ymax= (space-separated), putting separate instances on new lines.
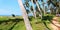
xmin=0 ymin=16 xmax=54 ymax=30
xmin=12 ymin=21 xmax=26 ymax=30
xmin=31 ymin=19 xmax=48 ymax=30
xmin=0 ymin=21 xmax=16 ymax=30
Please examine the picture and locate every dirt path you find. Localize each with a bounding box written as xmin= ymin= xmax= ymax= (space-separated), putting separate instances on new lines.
xmin=50 ymin=17 xmax=60 ymax=30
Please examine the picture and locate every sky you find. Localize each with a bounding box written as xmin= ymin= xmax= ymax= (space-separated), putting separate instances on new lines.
xmin=0 ymin=0 xmax=47 ymax=16
xmin=0 ymin=0 xmax=22 ymax=15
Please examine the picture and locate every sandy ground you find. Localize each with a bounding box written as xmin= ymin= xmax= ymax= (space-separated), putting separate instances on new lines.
xmin=50 ymin=17 xmax=60 ymax=30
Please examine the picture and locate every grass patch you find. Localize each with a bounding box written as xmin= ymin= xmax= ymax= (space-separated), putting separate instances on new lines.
xmin=31 ymin=19 xmax=49 ymax=30
xmin=0 ymin=21 xmax=16 ymax=30
xmin=12 ymin=21 xmax=26 ymax=30
xmin=0 ymin=16 xmax=53 ymax=30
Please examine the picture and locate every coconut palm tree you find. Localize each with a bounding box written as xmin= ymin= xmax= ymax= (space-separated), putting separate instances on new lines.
xmin=24 ymin=0 xmax=36 ymax=19
xmin=34 ymin=0 xmax=42 ymax=19
xmin=18 ymin=0 xmax=32 ymax=30
xmin=47 ymin=0 xmax=60 ymax=14
xmin=23 ymin=1 xmax=31 ymax=14
xmin=31 ymin=0 xmax=37 ymax=19
xmin=41 ymin=0 xmax=46 ymax=15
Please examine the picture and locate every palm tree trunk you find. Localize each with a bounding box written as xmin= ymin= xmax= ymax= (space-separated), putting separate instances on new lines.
xmin=56 ymin=8 xmax=58 ymax=14
xmin=18 ymin=0 xmax=32 ymax=30
xmin=35 ymin=0 xmax=42 ymax=19
xmin=43 ymin=5 xmax=46 ymax=15
xmin=42 ymin=2 xmax=46 ymax=15
xmin=29 ymin=7 xmax=33 ymax=14
xmin=31 ymin=0 xmax=37 ymax=19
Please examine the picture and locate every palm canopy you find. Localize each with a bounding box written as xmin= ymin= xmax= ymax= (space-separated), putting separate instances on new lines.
xmin=23 ymin=0 xmax=60 ymax=17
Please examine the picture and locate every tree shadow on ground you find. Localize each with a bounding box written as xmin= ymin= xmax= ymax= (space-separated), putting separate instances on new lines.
xmin=0 ymin=18 xmax=23 ymax=30
xmin=0 ymin=18 xmax=23 ymax=24
xmin=51 ymin=21 xmax=60 ymax=28
xmin=9 ymin=18 xmax=23 ymax=30
xmin=41 ymin=15 xmax=54 ymax=30
xmin=0 ymin=29 xmax=2 ymax=30
xmin=42 ymin=22 xmax=51 ymax=30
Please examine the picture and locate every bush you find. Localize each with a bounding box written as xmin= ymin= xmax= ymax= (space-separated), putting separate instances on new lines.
xmin=28 ymin=16 xmax=34 ymax=21
xmin=42 ymin=14 xmax=53 ymax=21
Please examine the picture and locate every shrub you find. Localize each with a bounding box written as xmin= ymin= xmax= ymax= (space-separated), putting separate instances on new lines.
xmin=42 ymin=14 xmax=53 ymax=21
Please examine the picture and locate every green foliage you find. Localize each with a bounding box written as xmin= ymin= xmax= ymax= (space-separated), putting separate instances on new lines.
xmin=30 ymin=17 xmax=53 ymax=30
xmin=42 ymin=14 xmax=53 ymax=21
xmin=33 ymin=0 xmax=38 ymax=4
xmin=30 ymin=6 xmax=33 ymax=11
xmin=26 ymin=9 xmax=30 ymax=14
xmin=28 ymin=16 xmax=34 ymax=21
xmin=12 ymin=14 xmax=15 ymax=17
xmin=25 ymin=1 xmax=29 ymax=7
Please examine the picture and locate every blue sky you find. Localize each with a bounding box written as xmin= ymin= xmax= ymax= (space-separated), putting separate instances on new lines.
xmin=0 ymin=0 xmax=22 ymax=15
xmin=0 ymin=0 xmax=47 ymax=16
